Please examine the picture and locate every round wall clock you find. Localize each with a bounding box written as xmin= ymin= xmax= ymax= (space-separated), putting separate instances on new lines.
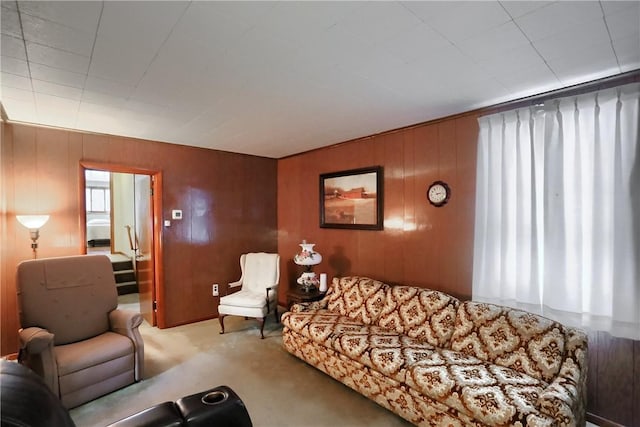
xmin=427 ymin=181 xmax=451 ymax=207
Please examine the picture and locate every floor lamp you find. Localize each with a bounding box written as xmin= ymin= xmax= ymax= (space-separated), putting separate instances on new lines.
xmin=16 ymin=215 xmax=49 ymax=259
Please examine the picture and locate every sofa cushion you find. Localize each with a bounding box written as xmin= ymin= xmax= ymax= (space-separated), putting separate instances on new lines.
xmin=326 ymin=277 xmax=388 ymax=325
xmin=283 ymin=308 xmax=437 ymax=384
xmin=377 ymin=285 xmax=459 ymax=348
xmin=331 ymin=324 xmax=436 ymax=383
xmin=406 ymin=348 xmax=546 ymax=426
xmin=281 ymin=309 xmax=365 ymax=346
xmin=450 ymin=301 xmax=566 ymax=383
xmin=219 ymin=289 xmax=268 ymax=308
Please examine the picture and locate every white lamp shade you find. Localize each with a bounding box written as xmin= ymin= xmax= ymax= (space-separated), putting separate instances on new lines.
xmin=294 ymin=242 xmax=322 ymax=266
xmin=17 ymin=215 xmax=50 ymax=229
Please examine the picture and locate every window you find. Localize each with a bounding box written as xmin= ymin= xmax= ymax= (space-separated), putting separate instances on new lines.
xmin=473 ymin=82 xmax=640 ymax=339
xmin=86 ymin=187 xmax=110 ymax=213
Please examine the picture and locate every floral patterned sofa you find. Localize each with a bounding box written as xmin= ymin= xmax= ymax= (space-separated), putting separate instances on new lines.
xmin=281 ymin=276 xmax=587 ymax=427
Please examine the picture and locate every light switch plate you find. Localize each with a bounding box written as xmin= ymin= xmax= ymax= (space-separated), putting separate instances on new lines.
xmin=171 ymin=209 xmax=182 ymax=220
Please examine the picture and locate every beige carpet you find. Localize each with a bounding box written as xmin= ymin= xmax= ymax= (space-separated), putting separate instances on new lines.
xmin=69 ymin=297 xmax=413 ymax=427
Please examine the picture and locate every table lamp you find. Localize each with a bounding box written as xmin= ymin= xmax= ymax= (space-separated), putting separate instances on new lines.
xmin=293 ymin=240 xmax=322 ymax=291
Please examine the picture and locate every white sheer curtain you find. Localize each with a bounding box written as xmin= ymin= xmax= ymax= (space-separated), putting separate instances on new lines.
xmin=473 ymin=82 xmax=640 ymax=339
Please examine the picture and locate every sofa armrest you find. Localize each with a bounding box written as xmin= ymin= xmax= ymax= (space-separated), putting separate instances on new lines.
xmin=18 ymin=327 xmax=58 ymax=394
xmin=109 ymin=309 xmax=145 ymax=380
xmin=291 ymin=298 xmax=328 ymax=313
xmin=537 ymin=328 xmax=588 ymax=427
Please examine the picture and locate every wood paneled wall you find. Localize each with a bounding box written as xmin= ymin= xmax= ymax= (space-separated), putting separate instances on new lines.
xmin=277 ymin=114 xmax=479 ymax=302
xmin=587 ymin=331 xmax=640 ymax=426
xmin=0 ymin=123 xmax=277 ymax=355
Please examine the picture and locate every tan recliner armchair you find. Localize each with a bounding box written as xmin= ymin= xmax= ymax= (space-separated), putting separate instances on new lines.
xmin=16 ymin=255 xmax=144 ymax=408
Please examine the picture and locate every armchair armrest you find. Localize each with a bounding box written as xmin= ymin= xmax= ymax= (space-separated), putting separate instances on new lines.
xmin=109 ymin=308 xmax=143 ymax=332
xmin=537 ymin=328 xmax=588 ymax=427
xmin=18 ymin=327 xmax=58 ymax=393
xmin=19 ymin=327 xmax=54 ymax=355
xmin=220 ymin=280 xmax=243 ymax=297
xmin=109 ymin=309 xmax=145 ymax=380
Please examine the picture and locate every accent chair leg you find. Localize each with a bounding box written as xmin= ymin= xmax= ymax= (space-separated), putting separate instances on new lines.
xmin=257 ymin=317 xmax=265 ymax=339
xmin=219 ymin=315 xmax=226 ymax=335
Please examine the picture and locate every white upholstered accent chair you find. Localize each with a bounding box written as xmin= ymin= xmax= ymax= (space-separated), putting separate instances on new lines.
xmin=218 ymin=253 xmax=280 ymax=339
xmin=16 ymin=255 xmax=144 ymax=408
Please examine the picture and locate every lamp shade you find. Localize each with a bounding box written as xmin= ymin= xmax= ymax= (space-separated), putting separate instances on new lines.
xmin=293 ymin=241 xmax=322 ymax=266
xmin=16 ymin=215 xmax=50 ymax=229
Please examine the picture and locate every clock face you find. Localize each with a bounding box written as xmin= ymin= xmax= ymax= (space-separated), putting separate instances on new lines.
xmin=427 ymin=181 xmax=450 ymax=206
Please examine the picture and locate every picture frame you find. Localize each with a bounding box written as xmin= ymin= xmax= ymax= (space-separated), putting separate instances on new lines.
xmin=319 ymin=166 xmax=383 ymax=230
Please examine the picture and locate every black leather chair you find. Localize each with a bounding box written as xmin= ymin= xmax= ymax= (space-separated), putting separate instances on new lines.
xmin=1 ymin=359 xmax=75 ymax=427
xmin=108 ymin=386 xmax=253 ymax=427
xmin=1 ymin=360 xmax=252 ymax=427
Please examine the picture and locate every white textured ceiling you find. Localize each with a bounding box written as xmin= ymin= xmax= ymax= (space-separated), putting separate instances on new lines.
xmin=1 ymin=1 xmax=639 ymax=158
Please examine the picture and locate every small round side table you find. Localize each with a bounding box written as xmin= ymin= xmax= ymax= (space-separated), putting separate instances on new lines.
xmin=286 ymin=286 xmax=326 ymax=310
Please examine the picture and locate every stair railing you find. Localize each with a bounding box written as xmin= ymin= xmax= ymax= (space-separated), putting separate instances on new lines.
xmin=125 ymin=225 xmax=140 ymax=258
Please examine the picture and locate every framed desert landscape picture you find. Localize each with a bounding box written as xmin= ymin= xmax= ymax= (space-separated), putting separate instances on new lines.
xmin=319 ymin=166 xmax=383 ymax=230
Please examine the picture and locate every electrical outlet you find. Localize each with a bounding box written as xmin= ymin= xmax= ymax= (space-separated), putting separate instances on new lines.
xmin=212 ymin=284 xmax=219 ymax=297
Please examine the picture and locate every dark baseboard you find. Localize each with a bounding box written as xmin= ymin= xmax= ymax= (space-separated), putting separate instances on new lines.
xmin=587 ymin=412 xmax=626 ymax=427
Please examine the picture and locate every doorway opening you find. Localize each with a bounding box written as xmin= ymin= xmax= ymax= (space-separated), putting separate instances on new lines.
xmin=80 ymin=162 xmax=164 ymax=328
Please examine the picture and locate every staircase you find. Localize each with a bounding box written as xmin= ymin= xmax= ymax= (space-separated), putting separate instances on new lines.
xmin=108 ymin=254 xmax=138 ymax=295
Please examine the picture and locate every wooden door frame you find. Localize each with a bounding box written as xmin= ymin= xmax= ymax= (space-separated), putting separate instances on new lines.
xmin=79 ymin=161 xmax=165 ymax=328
